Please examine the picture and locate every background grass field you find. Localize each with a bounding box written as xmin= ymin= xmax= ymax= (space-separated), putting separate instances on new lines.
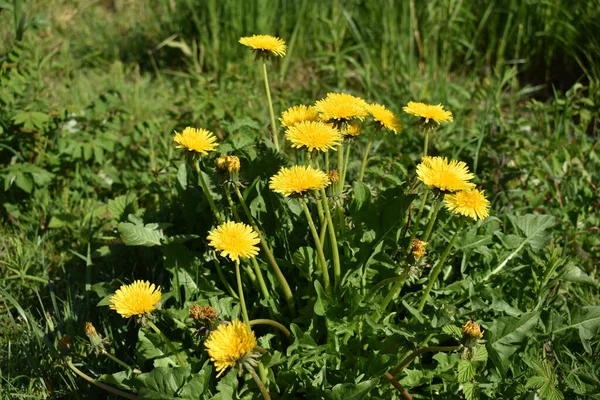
xmin=1 ymin=0 xmax=599 ymax=398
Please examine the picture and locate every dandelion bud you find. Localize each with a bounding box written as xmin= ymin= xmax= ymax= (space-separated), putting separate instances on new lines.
xmin=344 ymin=121 xmax=363 ymax=137
xmin=215 ymin=156 xmax=230 ymax=172
xmin=190 ymin=304 xmax=219 ymax=324
xmin=462 ymin=320 xmax=484 ymax=340
xmin=84 ymin=322 xmax=105 ymax=351
xmin=411 ymin=239 xmax=428 ymax=260
xmin=227 ymin=156 xmax=240 ymax=173
xmin=328 ymin=170 xmax=340 ymax=184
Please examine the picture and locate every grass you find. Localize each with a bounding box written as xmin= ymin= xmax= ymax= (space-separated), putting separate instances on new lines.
xmin=1 ymin=0 xmax=599 ymax=399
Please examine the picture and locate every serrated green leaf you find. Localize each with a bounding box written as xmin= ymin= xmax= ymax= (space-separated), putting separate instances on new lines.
xmin=460 ymin=381 xmax=479 ymax=400
xmin=442 ymin=325 xmax=463 ymax=339
xmin=118 ymin=222 xmax=163 ymax=246
xmin=458 ymin=359 xmax=476 ymax=383
xmin=133 ymin=366 xmax=190 ymax=397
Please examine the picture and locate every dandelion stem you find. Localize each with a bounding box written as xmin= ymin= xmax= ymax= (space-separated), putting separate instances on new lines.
xmin=379 ymin=265 xmax=412 ymax=311
xmin=319 ymin=214 xmax=328 ymax=249
xmin=235 ymin=260 xmax=250 ymax=324
xmin=103 ymin=351 xmax=139 ymax=373
xmin=194 ymin=160 xmax=223 ymax=224
xmin=422 ymin=198 xmax=443 ymax=243
xmin=262 ymin=61 xmax=279 ymax=151
xmin=423 ymin=128 xmax=430 ymax=157
xmin=383 ymin=372 xmax=413 ymax=399
xmin=233 ymin=186 xmax=295 ymax=312
xmin=247 ymin=364 xmax=271 ymax=400
xmin=417 ymin=220 xmax=464 ymax=312
xmin=301 ymin=201 xmax=331 ymax=294
xmin=145 ymin=320 xmax=186 ymax=367
xmin=320 ymin=188 xmax=341 ymax=290
xmin=406 ymin=190 xmax=429 ymax=254
xmin=249 ymin=319 xmax=291 ymax=339
xmin=213 ymin=259 xmax=238 ymax=299
xmin=358 ymin=129 xmax=377 ymax=182
xmin=341 ymin=142 xmax=351 ymax=186
xmin=224 ymin=187 xmax=270 ymax=301
xmin=66 ymin=359 xmax=139 ymax=400
xmin=337 ymin=144 xmax=344 ymax=191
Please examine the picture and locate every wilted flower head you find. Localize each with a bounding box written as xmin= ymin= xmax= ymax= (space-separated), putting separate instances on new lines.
xmin=189 ymin=304 xmax=219 ymax=325
xmin=174 ymin=127 xmax=218 ymax=155
xmin=366 ymin=103 xmax=402 ymax=133
xmin=207 ymin=221 xmax=260 ymax=262
xmin=445 ymin=189 xmax=490 ymax=221
xmin=205 ymin=320 xmax=258 ymax=377
xmin=416 ymin=156 xmax=475 ymax=192
xmin=280 ymin=105 xmax=319 ymax=128
xmin=239 ymin=35 xmax=287 ymax=58
xmin=109 ymin=280 xmax=162 ymax=318
xmin=462 ymin=320 xmax=484 ymax=339
xmin=327 ymin=170 xmax=339 ymax=184
xmin=315 ymin=93 xmax=369 ymax=123
xmin=216 ymin=155 xmax=241 ymax=174
xmin=403 ymin=101 xmax=453 ymax=126
xmin=285 ymin=121 xmax=343 ymax=153
xmin=269 ymin=165 xmax=330 ymax=197
xmin=411 ymin=239 xmax=428 ymax=260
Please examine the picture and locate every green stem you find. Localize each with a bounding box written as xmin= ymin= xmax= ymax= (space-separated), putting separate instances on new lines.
xmin=262 ymin=62 xmax=279 ymax=151
xmin=341 ymin=142 xmax=351 ymax=185
xmin=249 ymin=319 xmax=291 ymax=339
xmin=301 ymin=201 xmax=331 ymax=294
xmin=379 ymin=265 xmax=412 ymax=311
xmin=319 ymin=214 xmax=328 ymax=249
xmin=146 ymin=320 xmax=186 ymax=367
xmin=103 ymin=351 xmax=140 ymax=373
xmin=423 ymin=128 xmax=430 ymax=157
xmin=337 ymin=144 xmax=344 ymax=192
xmin=213 ymin=259 xmax=238 ymax=299
xmin=234 ymin=186 xmax=294 ymax=311
xmin=325 ymin=151 xmax=330 ymax=172
xmin=417 ymin=220 xmax=464 ymax=312
xmin=194 ymin=160 xmax=223 ymax=224
xmin=406 ymin=190 xmax=429 ymax=253
xmin=358 ymin=129 xmax=377 ymax=182
xmin=422 ymin=198 xmax=443 ymax=243
xmin=250 ymin=258 xmax=270 ymax=300
xmin=247 ymin=364 xmax=271 ymax=400
xmin=320 ymin=188 xmax=341 ymax=290
xmin=66 ymin=359 xmax=138 ymax=400
xmin=236 ymin=260 xmax=250 ymax=324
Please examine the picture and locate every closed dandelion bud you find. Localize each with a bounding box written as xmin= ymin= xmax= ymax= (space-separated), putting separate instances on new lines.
xmin=190 ymin=304 xmax=219 ymax=325
xmin=84 ymin=322 xmax=104 ymax=350
xmin=462 ymin=320 xmax=484 ymax=346
xmin=328 ymin=170 xmax=339 ymax=184
xmin=411 ymin=239 xmax=428 ymax=260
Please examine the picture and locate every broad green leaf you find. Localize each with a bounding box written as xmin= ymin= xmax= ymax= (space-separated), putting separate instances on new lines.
xmin=133 ymin=366 xmax=191 ymax=397
xmin=458 ymin=359 xmax=476 ymax=383
xmin=118 ymin=222 xmax=164 ymax=246
xmin=489 ymin=312 xmax=539 ymax=372
xmin=314 ymin=280 xmax=331 ymax=316
xmin=561 ymin=263 xmax=596 ymax=286
xmin=442 ymin=325 xmax=463 ymax=339
xmin=179 ymin=364 xmax=212 ymax=399
xmin=331 ymin=378 xmax=378 ymax=400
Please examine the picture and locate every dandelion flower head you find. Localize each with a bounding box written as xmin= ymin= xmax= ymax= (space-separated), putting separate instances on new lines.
xmin=315 ymin=93 xmax=368 ymax=123
xmin=269 ymin=165 xmax=330 ymax=197
xmin=342 ymin=121 xmax=363 ymax=137
xmin=109 ymin=280 xmax=162 ymax=318
xmin=416 ymin=156 xmax=475 ymax=192
xmin=445 ymin=189 xmax=490 ymax=221
xmin=366 ymin=103 xmax=402 ymax=133
xmin=174 ymin=127 xmax=218 ymax=155
xmin=285 ymin=121 xmax=343 ymax=152
xmin=239 ymin=35 xmax=287 ymax=57
xmin=411 ymin=239 xmax=428 ymax=260
xmin=403 ymin=101 xmax=453 ymax=125
xmin=207 ymin=221 xmax=260 ymax=262
xmin=462 ymin=320 xmax=484 ymax=339
xmin=280 ymin=105 xmax=319 ymax=128
xmin=205 ymin=320 xmax=257 ymax=377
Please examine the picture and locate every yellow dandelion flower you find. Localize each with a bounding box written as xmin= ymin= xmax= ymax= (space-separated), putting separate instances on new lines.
xmin=366 ymin=103 xmax=402 ymax=133
xmin=403 ymin=101 xmax=453 ymax=125
xmin=462 ymin=320 xmax=484 ymax=339
xmin=411 ymin=239 xmax=428 ymax=260
xmin=269 ymin=165 xmax=330 ymax=197
xmin=342 ymin=121 xmax=363 ymax=137
xmin=315 ymin=93 xmax=369 ymax=123
xmin=109 ymin=280 xmax=162 ymax=318
xmin=285 ymin=121 xmax=343 ymax=152
xmin=280 ymin=105 xmax=319 ymax=128
xmin=445 ymin=189 xmax=490 ymax=221
xmin=174 ymin=127 xmax=218 ymax=155
xmin=416 ymin=156 xmax=475 ymax=192
xmin=207 ymin=221 xmax=260 ymax=262
xmin=205 ymin=320 xmax=257 ymax=377
xmin=239 ymin=35 xmax=287 ymax=57
xmin=215 ymin=155 xmax=240 ymax=173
